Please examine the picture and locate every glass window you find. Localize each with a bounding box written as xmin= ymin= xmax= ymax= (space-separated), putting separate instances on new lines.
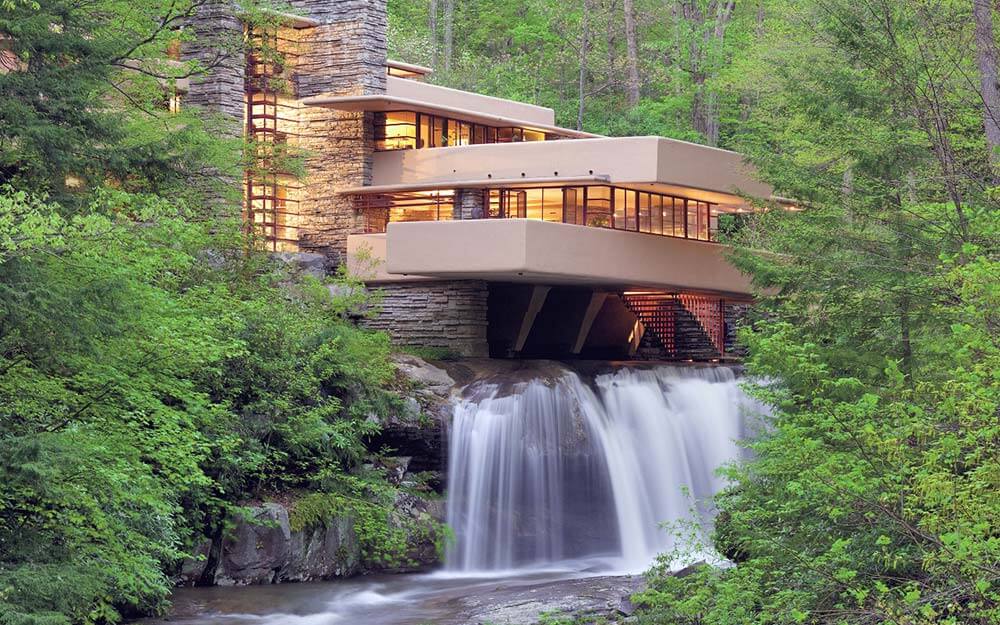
xmin=613 ymin=188 xmax=627 ymax=230
xmin=709 ymin=206 xmax=718 ymax=241
xmin=514 ymin=190 xmax=527 ymax=218
xmin=638 ymin=192 xmax=651 ymax=233
xmin=497 ymin=127 xmax=516 ymax=143
xmin=486 ymin=126 xmax=497 ymax=143
xmin=523 ymin=129 xmax=545 ymax=142
xmin=652 ymin=194 xmax=663 ymax=235
xmin=542 ymin=188 xmax=562 ymax=222
xmin=430 ymin=116 xmax=445 ymax=148
xmin=687 ymin=200 xmax=710 ymax=240
xmin=374 ymin=111 xmax=418 ymax=151
xmin=626 ymin=190 xmax=637 ymax=231
xmin=446 ymin=119 xmax=458 ymax=147
xmin=488 ymin=189 xmax=502 ymax=218
xmin=473 ymin=125 xmax=485 ymax=145
xmin=418 ymin=114 xmax=430 ymax=149
xmin=523 ymin=188 xmax=544 ymax=220
xmin=587 ymin=186 xmax=612 ymax=228
xmin=673 ymin=198 xmax=686 ymax=237
xmin=563 ymin=188 xmax=585 ymax=225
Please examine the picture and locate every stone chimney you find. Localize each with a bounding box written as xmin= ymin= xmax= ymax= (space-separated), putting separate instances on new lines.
xmin=183 ymin=0 xmax=389 ymax=262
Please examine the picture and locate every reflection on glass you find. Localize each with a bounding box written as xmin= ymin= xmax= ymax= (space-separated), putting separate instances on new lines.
xmin=375 ymin=111 xmax=417 ymax=150
xmin=542 ymin=188 xmax=562 ymax=222
xmin=614 ymin=188 xmax=627 ymax=229
xmin=366 ymin=184 xmax=719 ymax=241
xmin=587 ymin=186 xmax=612 ymax=228
xmin=639 ymin=192 xmax=651 ymax=232
xmin=652 ymin=194 xmax=663 ymax=235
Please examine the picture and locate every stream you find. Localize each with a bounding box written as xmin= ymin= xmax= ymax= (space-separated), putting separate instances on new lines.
xmin=154 ymin=564 xmax=643 ymax=625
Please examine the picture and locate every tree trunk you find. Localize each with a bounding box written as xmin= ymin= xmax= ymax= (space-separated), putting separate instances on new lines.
xmin=429 ymin=0 xmax=438 ymax=69
xmin=623 ymin=0 xmax=640 ymax=106
xmin=443 ymin=0 xmax=454 ymax=73
xmin=685 ymin=0 xmax=734 ymax=147
xmin=973 ymin=0 xmax=1000 ymax=178
xmin=578 ymin=0 xmax=593 ymax=130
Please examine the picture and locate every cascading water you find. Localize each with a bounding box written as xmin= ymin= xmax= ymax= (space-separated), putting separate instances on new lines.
xmin=445 ymin=365 xmax=758 ymax=573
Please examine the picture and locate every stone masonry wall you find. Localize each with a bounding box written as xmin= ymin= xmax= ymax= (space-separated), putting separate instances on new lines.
xmin=364 ymin=281 xmax=490 ymax=358
xmin=289 ymin=0 xmax=388 ymax=262
xmin=454 ymin=189 xmax=485 ymax=220
xmin=182 ymin=0 xmax=245 ymax=132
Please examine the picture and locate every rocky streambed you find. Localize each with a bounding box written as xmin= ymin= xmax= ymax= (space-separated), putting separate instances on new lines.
xmin=153 ymin=569 xmax=644 ymax=625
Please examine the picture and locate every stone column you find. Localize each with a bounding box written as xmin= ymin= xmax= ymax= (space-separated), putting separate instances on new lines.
xmin=288 ymin=0 xmax=389 ymax=263
xmin=182 ymin=0 xmax=246 ymax=212
xmin=453 ymin=188 xmax=485 ymax=220
xmin=183 ymin=0 xmax=246 ymax=130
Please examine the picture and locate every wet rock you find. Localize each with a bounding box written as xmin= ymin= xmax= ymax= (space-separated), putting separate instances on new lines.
xmin=674 ymin=560 xmax=708 ymax=578
xmin=392 ymin=353 xmax=456 ymax=397
xmin=283 ymin=515 xmax=360 ymax=582
xmin=440 ymin=574 xmax=646 ymax=625
xmin=272 ymin=251 xmax=329 ymax=279
xmin=173 ymin=540 xmax=212 ymax=586
xmin=215 ymin=503 xmax=291 ymax=586
xmin=618 ymin=595 xmax=638 ymax=616
xmin=203 ymin=502 xmax=362 ymax=586
xmin=376 ymin=456 xmax=412 ymax=486
xmin=381 ymin=490 xmax=447 ymax=573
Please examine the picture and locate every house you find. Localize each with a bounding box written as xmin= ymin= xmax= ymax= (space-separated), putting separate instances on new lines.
xmin=185 ymin=0 xmax=776 ymax=360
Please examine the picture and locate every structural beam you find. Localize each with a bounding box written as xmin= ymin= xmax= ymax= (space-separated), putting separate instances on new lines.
xmin=513 ymin=286 xmax=551 ymax=352
xmin=628 ymin=319 xmax=645 ymax=357
xmin=571 ymin=292 xmax=608 ymax=354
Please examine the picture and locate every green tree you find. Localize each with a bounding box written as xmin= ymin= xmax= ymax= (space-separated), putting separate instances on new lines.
xmin=637 ymin=1 xmax=1000 ymax=623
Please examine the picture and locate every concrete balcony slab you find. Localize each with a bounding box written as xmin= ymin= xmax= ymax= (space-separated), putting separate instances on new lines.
xmin=348 ymin=220 xmax=755 ymax=297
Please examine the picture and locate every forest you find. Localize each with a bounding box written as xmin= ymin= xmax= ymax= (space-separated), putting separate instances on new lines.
xmin=1 ymin=0 xmax=998 ymax=623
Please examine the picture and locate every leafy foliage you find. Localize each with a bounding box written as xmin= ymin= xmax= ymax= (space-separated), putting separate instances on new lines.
xmin=0 ymin=187 xmax=401 ymax=623
xmin=634 ymin=2 xmax=1000 ymax=624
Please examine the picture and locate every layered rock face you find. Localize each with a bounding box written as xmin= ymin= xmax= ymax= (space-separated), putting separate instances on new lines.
xmin=177 ymin=494 xmax=446 ymax=586
xmin=177 ymin=503 xmax=360 ymax=586
xmin=176 ymin=355 xmax=456 ymax=587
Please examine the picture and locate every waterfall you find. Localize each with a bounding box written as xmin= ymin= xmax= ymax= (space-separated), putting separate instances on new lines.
xmin=445 ymin=365 xmax=756 ymax=573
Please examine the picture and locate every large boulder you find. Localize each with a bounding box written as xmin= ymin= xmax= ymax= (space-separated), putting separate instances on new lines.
xmin=215 ymin=503 xmax=292 ymax=586
xmin=391 ymin=353 xmax=456 ymax=398
xmin=202 ymin=502 xmax=363 ymax=586
xmin=283 ymin=515 xmax=360 ymax=582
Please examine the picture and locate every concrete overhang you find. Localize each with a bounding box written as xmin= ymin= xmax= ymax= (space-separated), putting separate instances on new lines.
xmin=387 ymin=59 xmax=433 ymax=76
xmin=260 ymin=9 xmax=320 ymax=28
xmin=348 ymin=220 xmax=755 ymax=298
xmin=368 ymin=136 xmax=773 ymax=210
xmin=340 ymin=175 xmax=610 ymax=195
xmin=301 ymin=77 xmax=596 ymax=139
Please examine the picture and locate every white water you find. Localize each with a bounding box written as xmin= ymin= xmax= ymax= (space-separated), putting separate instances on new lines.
xmin=445 ymin=365 xmax=757 ymax=573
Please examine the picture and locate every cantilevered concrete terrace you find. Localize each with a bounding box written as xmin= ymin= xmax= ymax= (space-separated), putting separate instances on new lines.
xmin=359 ymin=136 xmax=771 ymax=211
xmin=347 ymin=219 xmax=754 ymax=298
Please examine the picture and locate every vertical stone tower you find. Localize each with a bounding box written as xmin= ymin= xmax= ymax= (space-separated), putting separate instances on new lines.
xmin=287 ymin=0 xmax=387 ymax=259
xmin=183 ymin=0 xmax=388 ymax=262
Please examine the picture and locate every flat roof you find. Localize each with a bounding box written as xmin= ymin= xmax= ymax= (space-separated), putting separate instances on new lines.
xmin=300 ymin=93 xmax=598 ymax=139
xmin=387 ymin=59 xmax=433 ymax=76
